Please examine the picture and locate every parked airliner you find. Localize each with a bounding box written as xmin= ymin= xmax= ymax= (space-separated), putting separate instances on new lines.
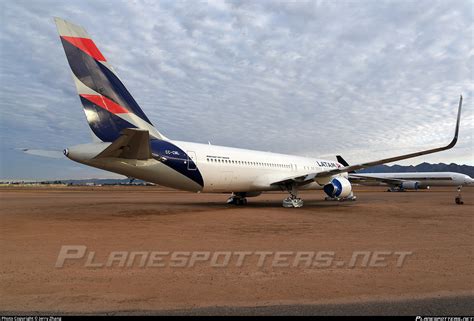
xmin=54 ymin=18 xmax=463 ymax=207
xmin=352 ymin=172 xmax=474 ymax=191
xmin=335 ymin=156 xmax=474 ymax=191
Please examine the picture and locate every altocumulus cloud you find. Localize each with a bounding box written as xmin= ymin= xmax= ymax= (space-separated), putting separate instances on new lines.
xmin=0 ymin=0 xmax=472 ymax=179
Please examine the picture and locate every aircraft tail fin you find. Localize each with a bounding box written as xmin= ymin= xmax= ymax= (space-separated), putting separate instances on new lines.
xmin=54 ymin=17 xmax=165 ymax=142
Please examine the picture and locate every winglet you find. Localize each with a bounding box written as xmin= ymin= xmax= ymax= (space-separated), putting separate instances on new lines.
xmin=448 ymin=94 xmax=463 ymax=148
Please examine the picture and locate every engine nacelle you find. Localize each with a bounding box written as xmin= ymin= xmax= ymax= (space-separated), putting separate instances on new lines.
xmin=323 ymin=177 xmax=352 ymax=198
xmin=400 ymin=181 xmax=419 ymax=190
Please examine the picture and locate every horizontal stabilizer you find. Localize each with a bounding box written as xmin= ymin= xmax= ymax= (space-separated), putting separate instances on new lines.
xmin=17 ymin=148 xmax=64 ymax=159
xmin=94 ymin=128 xmax=151 ymax=160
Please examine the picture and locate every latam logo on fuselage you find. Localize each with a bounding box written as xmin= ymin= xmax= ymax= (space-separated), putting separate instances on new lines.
xmin=317 ymin=161 xmax=339 ymax=168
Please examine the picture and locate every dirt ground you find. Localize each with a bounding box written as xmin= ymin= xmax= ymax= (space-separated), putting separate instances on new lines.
xmin=0 ymin=185 xmax=473 ymax=313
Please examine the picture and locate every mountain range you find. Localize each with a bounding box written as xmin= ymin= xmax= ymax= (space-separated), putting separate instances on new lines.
xmin=358 ymin=162 xmax=474 ymax=177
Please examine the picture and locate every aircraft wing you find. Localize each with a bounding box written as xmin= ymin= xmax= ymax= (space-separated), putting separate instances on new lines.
xmin=271 ymin=95 xmax=462 ymax=186
xmin=94 ymin=128 xmax=151 ymax=160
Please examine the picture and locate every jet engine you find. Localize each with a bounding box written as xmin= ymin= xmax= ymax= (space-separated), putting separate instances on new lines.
xmin=400 ymin=181 xmax=419 ymax=190
xmin=323 ymin=177 xmax=352 ymax=198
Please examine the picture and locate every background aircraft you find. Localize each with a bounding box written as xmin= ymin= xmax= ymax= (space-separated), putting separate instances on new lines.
xmin=336 ymin=155 xmax=474 ymax=192
xmin=53 ymin=18 xmax=463 ymax=207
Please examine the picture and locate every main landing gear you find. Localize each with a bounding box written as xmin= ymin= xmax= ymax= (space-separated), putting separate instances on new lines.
xmin=387 ymin=187 xmax=404 ymax=192
xmin=227 ymin=193 xmax=248 ymax=205
xmin=282 ymin=184 xmax=303 ymax=208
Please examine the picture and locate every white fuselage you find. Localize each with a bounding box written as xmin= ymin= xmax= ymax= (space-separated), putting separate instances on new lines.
xmin=175 ymin=141 xmax=342 ymax=192
xmin=67 ymin=139 xmax=345 ymax=193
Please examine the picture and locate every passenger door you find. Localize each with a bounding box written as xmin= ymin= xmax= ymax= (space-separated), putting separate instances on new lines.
xmin=187 ymin=151 xmax=197 ymax=170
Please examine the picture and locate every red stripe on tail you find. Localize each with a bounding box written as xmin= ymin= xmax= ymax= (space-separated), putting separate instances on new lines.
xmin=80 ymin=94 xmax=129 ymax=114
xmin=61 ymin=36 xmax=106 ymax=62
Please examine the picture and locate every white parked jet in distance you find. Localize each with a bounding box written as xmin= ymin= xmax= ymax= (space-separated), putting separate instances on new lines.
xmin=336 ymin=155 xmax=474 ymax=192
xmin=54 ymin=18 xmax=463 ymax=207
xmin=355 ymin=172 xmax=474 ymax=192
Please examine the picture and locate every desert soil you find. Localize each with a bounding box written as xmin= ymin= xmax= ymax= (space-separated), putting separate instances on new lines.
xmin=0 ymin=186 xmax=472 ymax=313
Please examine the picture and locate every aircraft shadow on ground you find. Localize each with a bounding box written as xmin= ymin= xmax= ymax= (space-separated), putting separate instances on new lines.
xmin=168 ymin=199 xmax=355 ymax=209
xmin=107 ymin=199 xmax=356 ymax=218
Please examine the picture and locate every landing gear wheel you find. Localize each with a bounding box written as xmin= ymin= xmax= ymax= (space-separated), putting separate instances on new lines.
xmin=281 ymin=183 xmax=304 ymax=208
xmin=282 ymin=197 xmax=303 ymax=208
xmin=227 ymin=193 xmax=248 ymax=205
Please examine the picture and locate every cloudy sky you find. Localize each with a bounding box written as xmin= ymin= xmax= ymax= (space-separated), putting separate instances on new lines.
xmin=0 ymin=0 xmax=472 ymax=180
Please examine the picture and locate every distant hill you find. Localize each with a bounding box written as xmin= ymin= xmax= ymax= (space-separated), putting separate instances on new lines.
xmin=359 ymin=162 xmax=474 ymax=177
